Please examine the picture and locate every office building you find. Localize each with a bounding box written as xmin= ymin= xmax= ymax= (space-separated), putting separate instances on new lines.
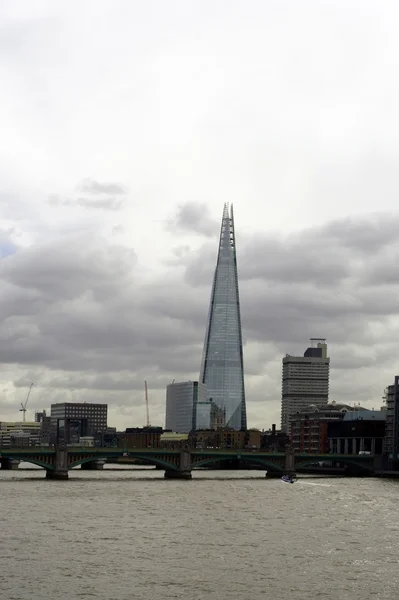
xmin=281 ymin=338 xmax=330 ymax=433
xmin=190 ymin=428 xmax=261 ymax=450
xmin=165 ymin=381 xmax=207 ymax=433
xmin=50 ymin=402 xmax=108 ymax=444
xmin=0 ymin=422 xmax=41 ymax=447
xmin=384 ymin=376 xmax=399 ymax=464
xmin=328 ymin=410 xmax=385 ymax=455
xmin=200 ymin=203 xmax=247 ymax=431
xmin=119 ymin=427 xmax=165 ymax=449
xmin=261 ymin=424 xmax=289 ymax=452
xmin=290 ymin=402 xmax=356 ymax=453
xmin=35 ymin=410 xmax=51 ymax=444
xmin=196 ymin=400 xmax=226 ymax=430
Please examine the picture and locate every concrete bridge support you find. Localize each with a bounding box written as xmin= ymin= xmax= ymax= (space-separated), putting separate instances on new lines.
xmin=46 ymin=448 xmax=68 ymax=480
xmin=81 ymin=460 xmax=105 ymax=470
xmin=0 ymin=458 xmax=20 ymax=470
xmin=164 ymin=450 xmax=192 ymax=479
xmin=284 ymin=445 xmax=296 ymax=476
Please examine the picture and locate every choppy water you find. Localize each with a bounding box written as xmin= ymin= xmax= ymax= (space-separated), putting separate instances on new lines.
xmin=1 ymin=466 xmax=398 ymax=600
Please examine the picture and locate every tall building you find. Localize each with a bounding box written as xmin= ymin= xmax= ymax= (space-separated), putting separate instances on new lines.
xmin=384 ymin=376 xmax=399 ymax=464
xmin=281 ymin=338 xmax=330 ymax=433
xmin=196 ymin=400 xmax=226 ymax=430
xmin=35 ymin=409 xmax=51 ymax=444
xmin=165 ymin=381 xmax=207 ymax=433
xmin=199 ymin=203 xmax=247 ymax=431
xmin=50 ymin=402 xmax=108 ymax=444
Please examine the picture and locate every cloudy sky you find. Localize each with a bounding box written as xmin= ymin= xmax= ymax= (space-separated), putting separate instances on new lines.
xmin=1 ymin=0 xmax=399 ymax=429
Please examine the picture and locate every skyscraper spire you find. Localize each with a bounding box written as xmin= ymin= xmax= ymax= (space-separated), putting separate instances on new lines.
xmin=200 ymin=203 xmax=247 ymax=430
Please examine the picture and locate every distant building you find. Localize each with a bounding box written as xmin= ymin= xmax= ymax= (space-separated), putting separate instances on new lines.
xmin=196 ymin=400 xmax=226 ymax=430
xmin=94 ymin=427 xmax=118 ymax=447
xmin=118 ymin=427 xmax=165 ymax=449
xmin=190 ymin=428 xmax=261 ymax=450
xmin=35 ymin=410 xmax=51 ymax=444
xmin=328 ymin=415 xmax=385 ymax=455
xmin=261 ymin=425 xmax=289 ymax=452
xmin=165 ymin=381 xmax=207 ymax=433
xmin=281 ymin=338 xmax=330 ymax=433
xmin=384 ymin=376 xmax=399 ymax=464
xmin=290 ymin=402 xmax=359 ymax=453
xmin=199 ymin=203 xmax=247 ymax=431
xmin=50 ymin=402 xmax=108 ymax=444
xmin=0 ymin=422 xmax=41 ymax=447
xmin=160 ymin=432 xmax=189 ymax=449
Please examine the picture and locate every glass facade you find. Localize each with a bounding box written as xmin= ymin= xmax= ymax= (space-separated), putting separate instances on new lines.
xmin=196 ymin=402 xmax=212 ymax=430
xmin=199 ymin=203 xmax=247 ymax=431
xmin=165 ymin=381 xmax=208 ymax=433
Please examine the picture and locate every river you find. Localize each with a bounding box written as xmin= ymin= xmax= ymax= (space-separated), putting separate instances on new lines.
xmin=1 ymin=466 xmax=398 ymax=599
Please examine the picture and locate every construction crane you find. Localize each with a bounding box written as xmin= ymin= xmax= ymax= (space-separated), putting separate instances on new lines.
xmin=144 ymin=380 xmax=151 ymax=427
xmin=19 ymin=383 xmax=34 ymax=422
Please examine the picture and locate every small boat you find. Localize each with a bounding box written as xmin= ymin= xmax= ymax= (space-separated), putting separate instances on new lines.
xmin=281 ymin=474 xmax=297 ymax=484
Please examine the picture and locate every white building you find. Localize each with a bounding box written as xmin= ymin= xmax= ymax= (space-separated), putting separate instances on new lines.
xmin=165 ymin=381 xmax=207 ymax=433
xmin=281 ymin=338 xmax=330 ymax=433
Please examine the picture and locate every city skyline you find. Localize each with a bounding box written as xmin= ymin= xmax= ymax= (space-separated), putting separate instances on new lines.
xmin=200 ymin=203 xmax=247 ymax=430
xmin=1 ymin=3 xmax=399 ymax=430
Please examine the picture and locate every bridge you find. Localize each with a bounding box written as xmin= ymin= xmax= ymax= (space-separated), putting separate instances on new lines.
xmin=0 ymin=446 xmax=376 ymax=479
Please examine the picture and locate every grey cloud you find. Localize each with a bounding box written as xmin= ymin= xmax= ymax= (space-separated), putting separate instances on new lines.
xmin=48 ymin=194 xmax=124 ymax=211
xmin=1 ymin=212 xmax=399 ymax=425
xmin=174 ymin=213 xmax=399 ymax=357
xmin=322 ymin=214 xmax=399 ymax=254
xmin=76 ymin=197 xmax=124 ymax=210
xmin=0 ymin=237 xmax=200 ymax=379
xmin=182 ymin=212 xmax=399 ymax=287
xmin=166 ymin=203 xmax=219 ymax=237
xmin=76 ymin=178 xmax=127 ymax=195
xmin=112 ymin=224 xmax=125 ymax=236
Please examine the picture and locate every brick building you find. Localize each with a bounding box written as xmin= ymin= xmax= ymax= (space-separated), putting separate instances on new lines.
xmin=290 ymin=402 xmax=361 ymax=453
xmin=190 ymin=429 xmax=261 ymax=449
xmin=118 ymin=427 xmax=165 ymax=449
xmin=261 ymin=425 xmax=289 ymax=452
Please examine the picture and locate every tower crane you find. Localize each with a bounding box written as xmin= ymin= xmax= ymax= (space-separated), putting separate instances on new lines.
xmin=19 ymin=383 xmax=34 ymax=422
xmin=144 ymin=380 xmax=151 ymax=428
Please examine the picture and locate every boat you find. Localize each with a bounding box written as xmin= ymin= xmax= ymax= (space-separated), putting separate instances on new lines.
xmin=281 ymin=474 xmax=297 ymax=484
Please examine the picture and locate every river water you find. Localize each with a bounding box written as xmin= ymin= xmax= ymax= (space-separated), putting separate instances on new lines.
xmin=1 ymin=466 xmax=398 ymax=600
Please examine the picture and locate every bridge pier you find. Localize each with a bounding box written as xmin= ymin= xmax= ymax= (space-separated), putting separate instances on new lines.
xmin=0 ymin=458 xmax=20 ymax=470
xmin=284 ymin=445 xmax=296 ymax=477
xmin=81 ymin=460 xmax=105 ymax=470
xmin=46 ymin=447 xmax=68 ymax=480
xmin=164 ymin=450 xmax=192 ymax=480
xmin=46 ymin=469 xmax=68 ymax=480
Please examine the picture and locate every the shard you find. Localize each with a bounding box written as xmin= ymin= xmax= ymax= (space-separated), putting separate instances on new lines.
xmin=199 ymin=203 xmax=247 ymax=431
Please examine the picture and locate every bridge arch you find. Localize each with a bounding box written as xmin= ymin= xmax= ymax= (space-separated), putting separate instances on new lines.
xmin=192 ymin=455 xmax=284 ymax=473
xmin=68 ymin=453 xmax=179 ymax=471
xmin=2 ymin=455 xmax=54 ymax=471
xmin=295 ymin=457 xmax=374 ymax=473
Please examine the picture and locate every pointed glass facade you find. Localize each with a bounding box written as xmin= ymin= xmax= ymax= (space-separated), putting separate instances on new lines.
xmin=199 ymin=203 xmax=247 ymax=430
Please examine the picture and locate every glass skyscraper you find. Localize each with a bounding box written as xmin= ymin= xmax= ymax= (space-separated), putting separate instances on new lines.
xmin=199 ymin=203 xmax=247 ymax=431
xmin=165 ymin=381 xmax=208 ymax=433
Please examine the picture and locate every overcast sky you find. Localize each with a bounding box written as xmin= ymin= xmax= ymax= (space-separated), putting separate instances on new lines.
xmin=1 ymin=0 xmax=399 ymax=429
